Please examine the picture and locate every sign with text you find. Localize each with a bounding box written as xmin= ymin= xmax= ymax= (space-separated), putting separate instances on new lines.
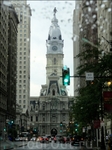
xmin=85 ymin=72 xmax=94 ymax=81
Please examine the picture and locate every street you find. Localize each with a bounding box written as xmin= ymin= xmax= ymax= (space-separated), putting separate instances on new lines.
xmin=14 ymin=141 xmax=86 ymax=150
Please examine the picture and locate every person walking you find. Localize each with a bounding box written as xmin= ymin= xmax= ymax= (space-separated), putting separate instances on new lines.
xmin=108 ymin=135 xmax=112 ymax=150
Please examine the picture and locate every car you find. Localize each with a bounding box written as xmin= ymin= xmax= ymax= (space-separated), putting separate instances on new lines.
xmin=15 ymin=137 xmax=21 ymax=141
xmin=64 ymin=137 xmax=70 ymax=143
xmin=71 ymin=135 xmax=84 ymax=146
xmin=30 ymin=137 xmax=36 ymax=141
xmin=53 ymin=136 xmax=57 ymax=143
xmin=21 ymin=137 xmax=28 ymax=141
xmin=40 ymin=136 xmax=49 ymax=143
xmin=37 ymin=136 xmax=41 ymax=142
xmin=37 ymin=136 xmax=43 ymax=142
xmin=58 ymin=136 xmax=66 ymax=143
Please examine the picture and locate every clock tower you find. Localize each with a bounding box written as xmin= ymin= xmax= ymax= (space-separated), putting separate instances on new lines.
xmin=46 ymin=7 xmax=64 ymax=85
xmin=29 ymin=8 xmax=72 ymax=136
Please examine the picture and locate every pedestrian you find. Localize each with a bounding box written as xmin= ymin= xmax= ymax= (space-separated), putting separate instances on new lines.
xmin=108 ymin=135 xmax=112 ymax=150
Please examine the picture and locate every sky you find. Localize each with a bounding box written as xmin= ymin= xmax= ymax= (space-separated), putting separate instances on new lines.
xmin=28 ymin=1 xmax=75 ymax=96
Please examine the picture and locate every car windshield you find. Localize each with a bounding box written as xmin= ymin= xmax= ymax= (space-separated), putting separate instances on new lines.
xmin=1 ymin=1 xmax=111 ymax=145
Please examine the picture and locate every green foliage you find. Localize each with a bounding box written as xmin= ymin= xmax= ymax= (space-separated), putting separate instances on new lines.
xmin=72 ymin=42 xmax=112 ymax=128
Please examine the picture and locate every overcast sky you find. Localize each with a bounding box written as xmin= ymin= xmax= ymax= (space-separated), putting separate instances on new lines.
xmin=28 ymin=1 xmax=75 ymax=96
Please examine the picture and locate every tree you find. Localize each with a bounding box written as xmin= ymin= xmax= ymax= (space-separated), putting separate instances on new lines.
xmin=73 ymin=42 xmax=112 ymax=127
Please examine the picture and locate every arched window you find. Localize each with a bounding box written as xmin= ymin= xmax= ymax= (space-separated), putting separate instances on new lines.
xmin=52 ymin=89 xmax=55 ymax=96
xmin=54 ymin=58 xmax=56 ymax=65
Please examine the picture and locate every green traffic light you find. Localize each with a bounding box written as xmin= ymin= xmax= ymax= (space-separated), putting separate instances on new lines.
xmin=11 ymin=120 xmax=13 ymax=123
xmin=4 ymin=128 xmax=6 ymax=132
xmin=75 ymin=128 xmax=78 ymax=131
xmin=62 ymin=67 xmax=70 ymax=86
xmin=60 ymin=122 xmax=63 ymax=126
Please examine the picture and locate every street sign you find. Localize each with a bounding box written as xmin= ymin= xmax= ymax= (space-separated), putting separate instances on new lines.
xmin=85 ymin=72 xmax=94 ymax=81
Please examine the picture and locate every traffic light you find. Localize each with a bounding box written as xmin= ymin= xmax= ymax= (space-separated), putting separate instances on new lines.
xmin=4 ymin=127 xmax=6 ymax=132
xmin=11 ymin=120 xmax=14 ymax=124
xmin=74 ymin=123 xmax=79 ymax=132
xmin=34 ymin=128 xmax=37 ymax=131
xmin=62 ymin=66 xmax=70 ymax=86
xmin=60 ymin=122 xmax=63 ymax=126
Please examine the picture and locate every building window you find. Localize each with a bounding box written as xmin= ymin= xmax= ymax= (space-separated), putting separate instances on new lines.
xmin=36 ymin=116 xmax=38 ymax=121
xmin=54 ymin=58 xmax=56 ymax=65
xmin=31 ymin=116 xmax=33 ymax=121
xmin=42 ymin=105 xmax=45 ymax=110
xmin=23 ymin=95 xmax=26 ymax=98
xmin=52 ymin=89 xmax=55 ymax=96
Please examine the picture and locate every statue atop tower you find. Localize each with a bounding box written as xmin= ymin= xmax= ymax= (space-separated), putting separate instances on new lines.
xmin=53 ymin=7 xmax=57 ymax=17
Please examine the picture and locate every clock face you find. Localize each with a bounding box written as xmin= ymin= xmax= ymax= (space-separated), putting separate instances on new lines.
xmin=52 ymin=46 xmax=58 ymax=51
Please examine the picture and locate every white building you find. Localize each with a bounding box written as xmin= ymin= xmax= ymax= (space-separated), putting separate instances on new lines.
xmin=11 ymin=0 xmax=32 ymax=114
xmin=29 ymin=8 xmax=72 ymax=136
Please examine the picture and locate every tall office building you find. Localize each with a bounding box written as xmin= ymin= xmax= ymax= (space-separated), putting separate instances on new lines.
xmin=0 ymin=0 xmax=19 ymax=137
xmin=11 ymin=0 xmax=32 ymax=114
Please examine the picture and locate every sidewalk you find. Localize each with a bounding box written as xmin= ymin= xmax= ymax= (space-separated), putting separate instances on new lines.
xmin=0 ymin=140 xmax=27 ymax=150
xmin=83 ymin=141 xmax=108 ymax=150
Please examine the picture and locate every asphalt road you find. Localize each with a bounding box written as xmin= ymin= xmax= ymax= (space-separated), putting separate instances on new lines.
xmin=14 ymin=141 xmax=86 ymax=150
